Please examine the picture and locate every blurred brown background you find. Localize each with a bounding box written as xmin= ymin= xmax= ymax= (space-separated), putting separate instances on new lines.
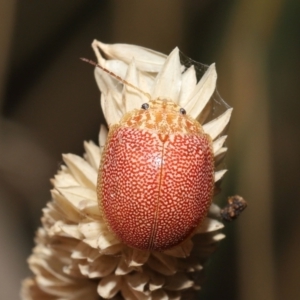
xmin=0 ymin=1 xmax=299 ymax=299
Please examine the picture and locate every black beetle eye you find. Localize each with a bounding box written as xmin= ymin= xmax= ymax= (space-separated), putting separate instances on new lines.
xmin=179 ymin=108 xmax=186 ymax=115
xmin=141 ymin=103 xmax=149 ymax=110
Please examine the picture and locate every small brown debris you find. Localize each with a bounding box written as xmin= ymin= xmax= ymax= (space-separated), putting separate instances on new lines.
xmin=220 ymin=195 xmax=247 ymax=221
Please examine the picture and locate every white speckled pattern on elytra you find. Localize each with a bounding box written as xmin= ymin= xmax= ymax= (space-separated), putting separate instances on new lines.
xmin=98 ymin=99 xmax=214 ymax=251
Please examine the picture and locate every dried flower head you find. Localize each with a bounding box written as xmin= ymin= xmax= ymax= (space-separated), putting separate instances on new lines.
xmin=21 ymin=40 xmax=232 ymax=299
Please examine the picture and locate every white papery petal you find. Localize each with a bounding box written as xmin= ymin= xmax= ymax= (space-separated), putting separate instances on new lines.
xmin=78 ymin=222 xmax=104 ymax=248
xmin=213 ymin=233 xmax=226 ymax=242
xmin=56 ymin=224 xmax=82 ymax=239
xmin=148 ymin=253 xmax=177 ymax=276
xmin=94 ymin=58 xmax=127 ymax=126
xmin=79 ymin=255 xmax=117 ymax=278
xmin=214 ymin=169 xmax=228 ymax=182
xmin=80 ymin=204 xmax=100 ymax=221
xmin=123 ymin=59 xmax=148 ymax=112
xmin=137 ymin=71 xmax=155 ymax=95
xmin=71 ymin=242 xmax=100 ymax=260
xmin=101 ymin=91 xmax=124 ymax=127
xmin=126 ymin=272 xmax=149 ymax=292
xmin=97 ymin=274 xmax=121 ymax=299
xmin=28 ymin=250 xmax=74 ymax=284
xmin=184 ymin=63 xmax=217 ymax=119
xmin=56 ymin=187 xmax=97 ymax=217
xmin=50 ymin=190 xmax=81 ymax=223
xmin=178 ymin=65 xmax=197 ymax=107
xmin=213 ymin=135 xmax=227 ymax=155
xmin=62 ymin=154 xmax=97 ymax=189
xmin=84 ymin=141 xmax=101 ymax=171
xmin=151 ymin=47 xmax=182 ymax=101
xmin=115 ymin=257 xmax=140 ymax=276
xmin=42 ymin=204 xmax=62 ymax=225
xmin=93 ymin=40 xmax=167 ymax=73
xmin=51 ymin=172 xmax=80 ymax=188
xmin=208 ymin=203 xmax=221 ymax=218
xmin=196 ymin=218 xmax=224 ymax=234
xmin=98 ymin=124 xmax=108 ymax=149
xmin=124 ymin=248 xmax=150 ymax=267
xmin=203 ymin=108 xmax=233 ymax=140
xmin=147 ymin=271 xmax=165 ymax=292
xmin=97 ymin=229 xmax=121 ymax=250
xmin=94 ymin=60 xmax=127 ymax=96
xmin=215 ymin=147 xmax=227 ymax=158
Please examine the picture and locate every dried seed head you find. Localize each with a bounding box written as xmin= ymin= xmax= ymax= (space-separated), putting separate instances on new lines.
xmin=22 ymin=40 xmax=234 ymax=300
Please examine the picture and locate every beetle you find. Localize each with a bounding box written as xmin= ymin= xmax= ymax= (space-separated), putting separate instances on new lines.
xmin=81 ymin=58 xmax=215 ymax=251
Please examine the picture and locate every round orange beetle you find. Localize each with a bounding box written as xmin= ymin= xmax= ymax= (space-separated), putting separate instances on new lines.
xmin=97 ymin=98 xmax=214 ymax=251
